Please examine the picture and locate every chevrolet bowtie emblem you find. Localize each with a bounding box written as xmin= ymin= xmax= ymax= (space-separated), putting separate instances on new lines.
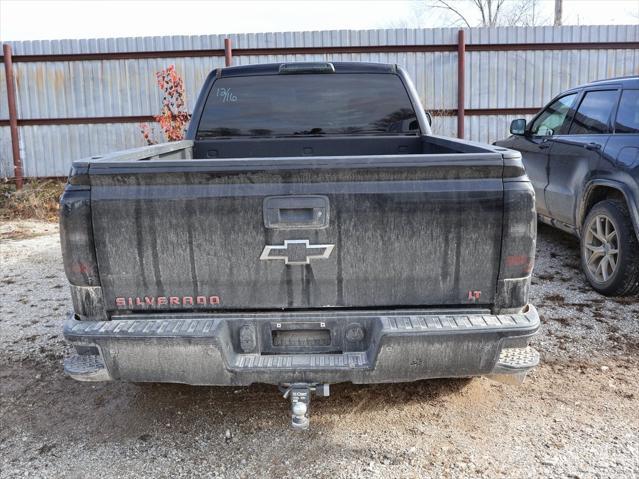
xmin=260 ymin=240 xmax=335 ymax=265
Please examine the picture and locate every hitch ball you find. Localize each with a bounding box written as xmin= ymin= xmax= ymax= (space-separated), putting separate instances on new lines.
xmin=292 ymin=401 xmax=307 ymax=416
xmin=281 ymin=383 xmax=330 ymax=430
xmin=291 ymin=401 xmax=309 ymax=430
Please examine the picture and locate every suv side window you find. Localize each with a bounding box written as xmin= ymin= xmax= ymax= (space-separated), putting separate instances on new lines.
xmin=530 ymin=93 xmax=577 ymax=137
xmin=568 ymin=90 xmax=617 ymax=135
xmin=614 ymin=89 xmax=639 ymax=134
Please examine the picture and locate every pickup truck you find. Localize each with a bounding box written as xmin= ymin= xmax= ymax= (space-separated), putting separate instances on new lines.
xmin=60 ymin=62 xmax=539 ymax=429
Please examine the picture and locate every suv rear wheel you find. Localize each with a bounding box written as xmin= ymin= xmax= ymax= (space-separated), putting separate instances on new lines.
xmin=581 ymin=200 xmax=639 ymax=296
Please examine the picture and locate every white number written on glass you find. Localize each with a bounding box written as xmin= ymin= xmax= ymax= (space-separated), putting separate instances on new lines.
xmin=216 ymin=88 xmax=238 ymax=103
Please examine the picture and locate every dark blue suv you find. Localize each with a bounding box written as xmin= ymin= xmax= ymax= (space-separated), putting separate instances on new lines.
xmin=496 ymin=76 xmax=639 ymax=296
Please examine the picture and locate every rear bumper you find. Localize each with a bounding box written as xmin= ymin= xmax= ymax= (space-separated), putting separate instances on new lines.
xmin=63 ymin=306 xmax=540 ymax=386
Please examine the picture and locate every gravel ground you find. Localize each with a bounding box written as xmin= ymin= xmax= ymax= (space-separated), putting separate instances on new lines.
xmin=0 ymin=220 xmax=638 ymax=478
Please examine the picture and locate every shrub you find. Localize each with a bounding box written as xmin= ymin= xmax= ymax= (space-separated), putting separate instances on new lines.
xmin=0 ymin=179 xmax=65 ymax=221
xmin=140 ymin=65 xmax=191 ymax=144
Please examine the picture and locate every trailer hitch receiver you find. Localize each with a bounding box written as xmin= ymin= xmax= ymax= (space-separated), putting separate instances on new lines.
xmin=280 ymin=383 xmax=330 ymax=430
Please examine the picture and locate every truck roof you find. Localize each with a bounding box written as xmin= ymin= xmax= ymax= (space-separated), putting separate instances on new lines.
xmin=219 ymin=61 xmax=397 ymax=77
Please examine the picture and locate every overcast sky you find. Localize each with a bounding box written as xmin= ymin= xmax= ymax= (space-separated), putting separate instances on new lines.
xmin=1 ymin=0 xmax=637 ymax=42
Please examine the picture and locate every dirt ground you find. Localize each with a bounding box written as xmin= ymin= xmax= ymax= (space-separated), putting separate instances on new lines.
xmin=0 ymin=221 xmax=637 ymax=478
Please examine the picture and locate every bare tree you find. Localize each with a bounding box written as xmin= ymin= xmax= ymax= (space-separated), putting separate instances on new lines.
xmin=502 ymin=0 xmax=545 ymax=27
xmin=554 ymin=0 xmax=563 ymax=26
xmin=427 ymin=0 xmax=476 ymax=27
xmin=426 ymin=0 xmax=548 ymax=27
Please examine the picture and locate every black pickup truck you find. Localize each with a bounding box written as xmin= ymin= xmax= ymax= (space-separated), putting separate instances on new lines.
xmin=60 ymin=62 xmax=539 ymax=429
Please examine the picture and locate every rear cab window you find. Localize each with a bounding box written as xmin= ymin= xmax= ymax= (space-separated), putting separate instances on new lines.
xmin=196 ymin=73 xmax=419 ymax=138
xmin=614 ymin=90 xmax=639 ymax=134
xmin=568 ymin=90 xmax=618 ymax=135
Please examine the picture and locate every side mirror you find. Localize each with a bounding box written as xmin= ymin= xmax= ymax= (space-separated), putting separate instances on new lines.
xmin=510 ymin=118 xmax=526 ymax=136
xmin=424 ymin=111 xmax=433 ymax=126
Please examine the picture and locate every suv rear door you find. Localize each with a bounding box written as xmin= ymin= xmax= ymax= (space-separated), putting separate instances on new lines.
xmin=545 ymin=88 xmax=620 ymax=226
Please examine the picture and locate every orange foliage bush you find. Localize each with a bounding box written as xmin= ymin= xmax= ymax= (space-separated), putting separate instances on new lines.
xmin=140 ymin=65 xmax=191 ymax=144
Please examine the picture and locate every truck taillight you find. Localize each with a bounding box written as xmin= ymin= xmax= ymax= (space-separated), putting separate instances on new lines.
xmin=59 ymin=186 xmax=100 ymax=287
xmin=505 ymin=254 xmax=533 ymax=274
xmin=495 ymin=181 xmax=536 ymax=312
xmin=500 ymin=182 xmax=536 ymax=279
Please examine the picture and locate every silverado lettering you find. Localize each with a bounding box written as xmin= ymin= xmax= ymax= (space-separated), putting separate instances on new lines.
xmin=115 ymin=296 xmax=221 ymax=307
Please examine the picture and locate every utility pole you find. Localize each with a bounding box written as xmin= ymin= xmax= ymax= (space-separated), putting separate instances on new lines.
xmin=554 ymin=0 xmax=563 ymax=26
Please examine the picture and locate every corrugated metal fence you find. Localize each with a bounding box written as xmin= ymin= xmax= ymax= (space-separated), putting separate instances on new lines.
xmin=1 ymin=25 xmax=638 ymax=178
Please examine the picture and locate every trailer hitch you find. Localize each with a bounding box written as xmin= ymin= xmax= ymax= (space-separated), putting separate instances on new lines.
xmin=279 ymin=383 xmax=330 ymax=430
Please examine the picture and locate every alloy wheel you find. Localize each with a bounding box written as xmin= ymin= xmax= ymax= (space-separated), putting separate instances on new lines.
xmin=584 ymin=214 xmax=619 ymax=283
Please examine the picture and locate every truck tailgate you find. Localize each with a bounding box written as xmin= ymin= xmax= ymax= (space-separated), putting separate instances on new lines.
xmin=89 ymin=154 xmax=504 ymax=313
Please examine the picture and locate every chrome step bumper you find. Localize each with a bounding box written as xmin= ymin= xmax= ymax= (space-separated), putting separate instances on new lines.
xmin=63 ymin=306 xmax=540 ymax=386
xmin=63 ymin=354 xmax=111 ymax=382
xmin=486 ymin=345 xmax=540 ymax=385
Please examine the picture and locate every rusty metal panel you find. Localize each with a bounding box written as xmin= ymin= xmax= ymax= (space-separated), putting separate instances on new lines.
xmin=465 ymin=114 xmax=537 ymax=144
xmin=0 ymin=126 xmax=13 ymax=177
xmin=465 ymin=48 xmax=639 ymax=110
xmin=429 ymin=115 xmax=457 ymax=138
xmin=233 ymin=51 xmax=458 ymax=110
xmin=0 ymin=67 xmax=7 ymax=121
xmin=5 ymin=29 xmax=460 ymax=56
xmin=0 ymin=25 xmax=637 ymax=177
xmin=5 ymin=25 xmax=635 ymax=56
xmin=431 ymin=114 xmax=537 ymax=145
xmin=465 ymin=24 xmax=639 ymax=44
xmin=5 ymin=123 xmax=156 ymax=177
xmin=9 ymin=56 xmax=225 ymax=119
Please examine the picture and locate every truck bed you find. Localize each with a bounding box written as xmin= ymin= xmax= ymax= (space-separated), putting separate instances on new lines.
xmin=64 ymin=136 xmax=529 ymax=319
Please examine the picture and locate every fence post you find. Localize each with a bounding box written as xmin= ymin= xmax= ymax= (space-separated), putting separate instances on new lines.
xmin=3 ymin=43 xmax=23 ymax=189
xmin=224 ymin=38 xmax=233 ymax=67
xmin=457 ymin=30 xmax=465 ymax=140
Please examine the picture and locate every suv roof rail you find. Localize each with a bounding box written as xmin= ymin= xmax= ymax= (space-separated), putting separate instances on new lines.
xmin=588 ymin=75 xmax=639 ymax=84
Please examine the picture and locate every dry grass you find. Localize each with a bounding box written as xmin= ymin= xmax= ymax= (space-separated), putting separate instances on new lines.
xmin=0 ymin=179 xmax=65 ymax=222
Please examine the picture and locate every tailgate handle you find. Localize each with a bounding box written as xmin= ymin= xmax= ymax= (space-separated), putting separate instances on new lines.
xmin=264 ymin=196 xmax=329 ymax=229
